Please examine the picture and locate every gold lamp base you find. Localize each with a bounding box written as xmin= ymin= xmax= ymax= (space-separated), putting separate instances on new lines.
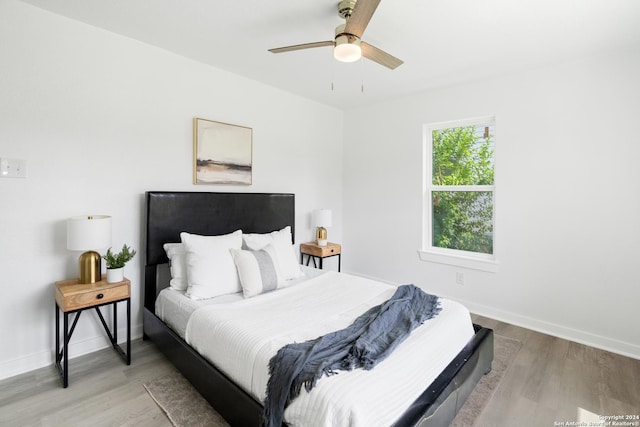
xmin=316 ymin=226 xmax=328 ymax=247
xmin=78 ymin=250 xmax=102 ymax=284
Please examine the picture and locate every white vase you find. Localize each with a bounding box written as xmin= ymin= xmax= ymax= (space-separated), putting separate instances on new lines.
xmin=106 ymin=267 xmax=124 ymax=283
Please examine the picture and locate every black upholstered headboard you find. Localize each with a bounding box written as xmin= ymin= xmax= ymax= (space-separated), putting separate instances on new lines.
xmin=144 ymin=191 xmax=295 ymax=309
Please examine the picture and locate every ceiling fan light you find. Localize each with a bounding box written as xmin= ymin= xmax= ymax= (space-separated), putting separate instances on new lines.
xmin=334 ymin=35 xmax=361 ymax=62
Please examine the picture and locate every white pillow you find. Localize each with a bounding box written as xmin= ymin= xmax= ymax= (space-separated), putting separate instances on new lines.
xmin=242 ymin=226 xmax=302 ymax=280
xmin=230 ymin=244 xmax=283 ymax=298
xmin=180 ymin=230 xmax=242 ymax=300
xmin=163 ymin=243 xmax=187 ymax=291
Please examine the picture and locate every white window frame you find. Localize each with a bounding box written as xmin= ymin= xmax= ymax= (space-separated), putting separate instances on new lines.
xmin=419 ymin=116 xmax=498 ymax=273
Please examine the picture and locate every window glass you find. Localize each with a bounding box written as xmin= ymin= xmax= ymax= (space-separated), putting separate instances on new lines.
xmin=432 ymin=125 xmax=494 ymax=186
xmin=432 ymin=191 xmax=493 ymax=254
xmin=424 ymin=119 xmax=495 ymax=260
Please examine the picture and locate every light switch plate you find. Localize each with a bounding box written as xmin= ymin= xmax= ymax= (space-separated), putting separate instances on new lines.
xmin=0 ymin=157 xmax=28 ymax=178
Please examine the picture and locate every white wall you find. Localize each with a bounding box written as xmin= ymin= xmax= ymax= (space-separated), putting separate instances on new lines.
xmin=1 ymin=0 xmax=638 ymax=384
xmin=0 ymin=1 xmax=343 ymax=380
xmin=343 ymin=47 xmax=640 ymax=359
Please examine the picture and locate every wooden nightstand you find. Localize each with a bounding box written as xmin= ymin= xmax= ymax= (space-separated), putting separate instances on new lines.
xmin=54 ymin=276 xmax=131 ymax=388
xmin=300 ymin=242 xmax=341 ymax=272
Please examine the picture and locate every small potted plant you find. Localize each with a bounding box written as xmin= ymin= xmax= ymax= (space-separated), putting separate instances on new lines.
xmin=103 ymin=244 xmax=136 ymax=283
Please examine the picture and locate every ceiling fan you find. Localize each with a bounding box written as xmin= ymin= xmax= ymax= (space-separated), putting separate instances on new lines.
xmin=268 ymin=0 xmax=403 ymax=70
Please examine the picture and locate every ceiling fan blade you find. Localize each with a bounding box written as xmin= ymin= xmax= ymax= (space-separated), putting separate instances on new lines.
xmin=343 ymin=0 xmax=381 ymax=38
xmin=361 ymin=41 xmax=403 ymax=70
xmin=269 ymin=41 xmax=334 ymax=54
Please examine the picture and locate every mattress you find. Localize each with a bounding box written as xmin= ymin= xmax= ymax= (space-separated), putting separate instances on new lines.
xmin=179 ymin=271 xmax=474 ymax=427
xmin=155 ymin=266 xmax=325 ymax=338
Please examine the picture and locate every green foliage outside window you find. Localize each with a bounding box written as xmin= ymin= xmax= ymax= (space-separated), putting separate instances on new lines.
xmin=431 ymin=125 xmax=494 ymax=254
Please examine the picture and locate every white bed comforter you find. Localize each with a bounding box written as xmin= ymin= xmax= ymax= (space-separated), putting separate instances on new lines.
xmin=185 ymin=271 xmax=474 ymax=427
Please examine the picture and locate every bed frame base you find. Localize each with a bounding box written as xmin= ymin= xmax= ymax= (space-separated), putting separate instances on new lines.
xmin=144 ymin=308 xmax=264 ymax=426
xmin=394 ymin=324 xmax=493 ymax=426
xmin=144 ymin=306 xmax=493 ymax=427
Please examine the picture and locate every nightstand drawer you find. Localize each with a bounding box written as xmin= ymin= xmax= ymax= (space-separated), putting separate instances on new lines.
xmin=300 ymin=242 xmax=341 ymax=257
xmin=55 ymin=280 xmax=130 ymax=312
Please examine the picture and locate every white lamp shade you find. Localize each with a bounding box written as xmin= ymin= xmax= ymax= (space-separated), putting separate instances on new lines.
xmin=67 ymin=215 xmax=112 ymax=251
xmin=334 ymin=36 xmax=362 ymax=62
xmin=312 ymin=209 xmax=333 ymax=228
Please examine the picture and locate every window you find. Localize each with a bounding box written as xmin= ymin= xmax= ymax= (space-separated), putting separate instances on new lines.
xmin=420 ymin=117 xmax=497 ymax=271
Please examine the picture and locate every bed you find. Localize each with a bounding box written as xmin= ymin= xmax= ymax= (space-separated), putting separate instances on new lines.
xmin=143 ymin=191 xmax=494 ymax=426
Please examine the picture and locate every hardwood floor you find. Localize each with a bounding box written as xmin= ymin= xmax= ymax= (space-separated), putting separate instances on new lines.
xmin=471 ymin=314 xmax=640 ymax=427
xmin=0 ymin=318 xmax=638 ymax=426
xmin=0 ymin=340 xmax=175 ymax=427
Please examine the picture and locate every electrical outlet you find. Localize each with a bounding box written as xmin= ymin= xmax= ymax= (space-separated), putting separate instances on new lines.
xmin=456 ymin=272 xmax=465 ymax=285
xmin=0 ymin=157 xmax=27 ymax=178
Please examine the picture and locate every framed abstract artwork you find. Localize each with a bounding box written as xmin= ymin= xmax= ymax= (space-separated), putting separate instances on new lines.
xmin=193 ymin=117 xmax=253 ymax=185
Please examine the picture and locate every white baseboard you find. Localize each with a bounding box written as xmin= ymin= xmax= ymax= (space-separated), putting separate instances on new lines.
xmin=459 ymin=298 xmax=640 ymax=361
xmin=345 ymin=271 xmax=640 ymax=360
xmin=0 ymin=324 xmax=143 ymax=381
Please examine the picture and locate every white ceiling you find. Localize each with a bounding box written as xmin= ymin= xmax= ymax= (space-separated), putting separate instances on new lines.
xmin=18 ymin=0 xmax=640 ymax=110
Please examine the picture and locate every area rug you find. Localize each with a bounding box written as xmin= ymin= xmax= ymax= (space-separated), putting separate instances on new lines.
xmin=144 ymin=373 xmax=230 ymax=427
xmin=144 ymin=334 xmax=520 ymax=427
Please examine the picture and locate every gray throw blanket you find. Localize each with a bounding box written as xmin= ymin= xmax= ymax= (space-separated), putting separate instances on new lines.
xmin=261 ymin=284 xmax=441 ymax=427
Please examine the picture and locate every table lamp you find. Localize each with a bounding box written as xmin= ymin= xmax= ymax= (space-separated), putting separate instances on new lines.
xmin=67 ymin=215 xmax=112 ymax=284
xmin=312 ymin=209 xmax=332 ymax=247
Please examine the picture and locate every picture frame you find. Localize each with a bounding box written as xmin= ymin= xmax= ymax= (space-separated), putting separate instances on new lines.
xmin=193 ymin=117 xmax=253 ymax=185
